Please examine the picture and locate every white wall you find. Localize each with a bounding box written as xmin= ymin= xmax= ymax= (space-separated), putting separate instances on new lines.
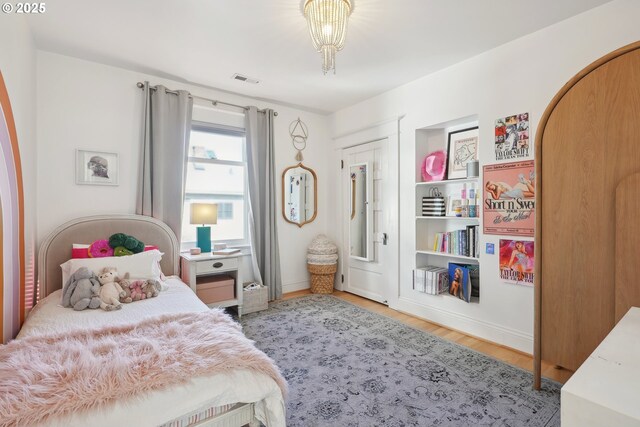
xmin=329 ymin=0 xmax=640 ymax=353
xmin=0 ymin=15 xmax=38 ymax=327
xmin=36 ymin=52 xmax=330 ymax=293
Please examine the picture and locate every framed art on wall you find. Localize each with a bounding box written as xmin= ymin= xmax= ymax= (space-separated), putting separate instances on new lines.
xmin=482 ymin=160 xmax=535 ymax=236
xmin=446 ymin=127 xmax=479 ymax=180
xmin=495 ymin=112 xmax=530 ymax=161
xmin=75 ymin=150 xmax=119 ymax=186
xmin=499 ymin=239 xmax=534 ymax=286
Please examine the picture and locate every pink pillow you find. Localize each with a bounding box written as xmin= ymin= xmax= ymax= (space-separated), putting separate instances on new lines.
xmin=72 ymin=244 xmax=159 ymax=259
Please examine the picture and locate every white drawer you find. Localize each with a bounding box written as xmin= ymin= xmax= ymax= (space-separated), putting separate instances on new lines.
xmin=196 ymin=257 xmax=238 ymax=274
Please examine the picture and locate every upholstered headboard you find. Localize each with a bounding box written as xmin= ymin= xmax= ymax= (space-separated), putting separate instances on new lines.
xmin=38 ymin=215 xmax=180 ymax=297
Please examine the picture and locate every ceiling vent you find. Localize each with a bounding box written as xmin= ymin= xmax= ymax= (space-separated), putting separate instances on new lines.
xmin=231 ymin=73 xmax=260 ymax=84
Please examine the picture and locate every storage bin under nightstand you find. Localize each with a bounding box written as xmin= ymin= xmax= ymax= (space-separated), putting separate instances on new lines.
xmin=242 ymin=283 xmax=268 ymax=314
xmin=196 ymin=275 xmax=235 ymax=304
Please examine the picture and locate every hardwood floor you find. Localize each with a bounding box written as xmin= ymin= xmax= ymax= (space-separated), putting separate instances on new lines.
xmin=283 ymin=289 xmax=573 ymax=384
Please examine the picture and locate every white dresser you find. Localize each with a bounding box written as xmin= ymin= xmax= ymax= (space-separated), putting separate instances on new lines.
xmin=561 ymin=307 xmax=640 ymax=426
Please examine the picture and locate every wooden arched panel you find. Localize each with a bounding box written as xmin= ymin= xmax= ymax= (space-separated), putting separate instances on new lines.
xmin=615 ymin=173 xmax=640 ymax=323
xmin=534 ymin=41 xmax=640 ymax=387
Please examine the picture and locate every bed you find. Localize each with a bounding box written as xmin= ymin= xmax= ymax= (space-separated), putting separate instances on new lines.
xmin=5 ymin=214 xmax=286 ymax=427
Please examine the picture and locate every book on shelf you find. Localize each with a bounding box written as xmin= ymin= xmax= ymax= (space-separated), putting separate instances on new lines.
xmin=213 ymin=248 xmax=241 ymax=255
xmin=413 ymin=268 xmax=425 ymax=292
xmin=414 ymin=266 xmax=449 ymax=295
xmin=432 ymin=225 xmax=479 ymax=258
xmin=468 ymin=264 xmax=480 ymax=298
xmin=447 ymin=262 xmax=479 ymax=303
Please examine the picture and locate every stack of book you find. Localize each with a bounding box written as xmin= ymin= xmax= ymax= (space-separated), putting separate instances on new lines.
xmin=432 ymin=225 xmax=479 ymax=258
xmin=413 ymin=266 xmax=449 ymax=295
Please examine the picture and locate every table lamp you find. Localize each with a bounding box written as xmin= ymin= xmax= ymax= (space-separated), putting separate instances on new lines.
xmin=190 ymin=203 xmax=217 ymax=253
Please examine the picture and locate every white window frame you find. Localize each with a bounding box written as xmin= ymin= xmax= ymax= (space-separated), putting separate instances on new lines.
xmin=183 ymin=121 xmax=249 ymax=249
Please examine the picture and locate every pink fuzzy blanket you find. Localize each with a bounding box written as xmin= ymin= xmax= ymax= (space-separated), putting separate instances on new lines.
xmin=0 ymin=310 xmax=287 ymax=427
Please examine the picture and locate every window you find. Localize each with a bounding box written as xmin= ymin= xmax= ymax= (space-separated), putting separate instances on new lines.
xmin=216 ymin=202 xmax=234 ymax=220
xmin=181 ymin=123 xmax=247 ymax=247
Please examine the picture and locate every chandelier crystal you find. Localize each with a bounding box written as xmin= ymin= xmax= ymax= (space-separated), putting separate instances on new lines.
xmin=304 ymin=0 xmax=352 ymax=74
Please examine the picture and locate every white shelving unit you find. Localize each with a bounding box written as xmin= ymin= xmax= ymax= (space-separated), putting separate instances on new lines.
xmin=416 ymin=177 xmax=479 ymax=187
xmin=415 ymin=115 xmax=481 ymax=303
xmin=416 ymin=215 xmax=478 ymax=220
xmin=416 ymin=250 xmax=479 ymax=262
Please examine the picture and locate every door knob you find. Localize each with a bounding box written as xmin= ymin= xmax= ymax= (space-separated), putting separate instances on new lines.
xmin=382 ymin=233 xmax=388 ymax=245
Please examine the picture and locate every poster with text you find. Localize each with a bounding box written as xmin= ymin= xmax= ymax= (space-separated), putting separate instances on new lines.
xmin=499 ymin=239 xmax=534 ymax=286
xmin=495 ymin=112 xmax=529 ymax=160
xmin=483 ymin=160 xmax=535 ymax=236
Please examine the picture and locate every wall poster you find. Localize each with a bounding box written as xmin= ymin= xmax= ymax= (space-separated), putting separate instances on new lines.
xmin=495 ymin=112 xmax=529 ymax=160
xmin=483 ymin=160 xmax=535 ymax=236
xmin=499 ymin=239 xmax=534 ymax=286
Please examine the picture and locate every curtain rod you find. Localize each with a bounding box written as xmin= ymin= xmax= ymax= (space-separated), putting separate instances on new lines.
xmin=135 ymin=82 xmax=278 ymax=116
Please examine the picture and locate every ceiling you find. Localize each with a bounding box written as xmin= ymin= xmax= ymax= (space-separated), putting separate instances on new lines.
xmin=26 ymin=0 xmax=612 ymax=114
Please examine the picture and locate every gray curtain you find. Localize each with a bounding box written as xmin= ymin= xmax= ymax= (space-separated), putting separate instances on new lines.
xmin=245 ymin=107 xmax=282 ymax=300
xmin=136 ymin=82 xmax=193 ymax=242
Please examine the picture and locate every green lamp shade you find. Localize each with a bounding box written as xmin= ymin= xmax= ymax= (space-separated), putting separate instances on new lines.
xmin=196 ymin=226 xmax=212 ymax=252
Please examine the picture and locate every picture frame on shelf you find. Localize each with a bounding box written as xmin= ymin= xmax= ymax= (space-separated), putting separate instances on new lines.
xmin=75 ymin=149 xmax=119 ymax=186
xmin=446 ymin=127 xmax=479 ymax=180
xmin=446 ymin=196 xmax=463 ymax=217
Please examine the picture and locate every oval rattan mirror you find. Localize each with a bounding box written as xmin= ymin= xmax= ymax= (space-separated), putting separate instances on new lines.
xmin=282 ymin=163 xmax=317 ymax=227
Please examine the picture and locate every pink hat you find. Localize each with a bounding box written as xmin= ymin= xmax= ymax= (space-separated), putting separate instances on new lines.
xmin=421 ymin=150 xmax=447 ymax=182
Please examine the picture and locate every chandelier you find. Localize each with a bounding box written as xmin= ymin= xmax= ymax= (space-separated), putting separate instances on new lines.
xmin=304 ymin=0 xmax=353 ymax=74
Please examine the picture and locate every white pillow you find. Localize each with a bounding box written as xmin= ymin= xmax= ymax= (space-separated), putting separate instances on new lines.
xmin=61 ymin=249 xmax=164 ymax=287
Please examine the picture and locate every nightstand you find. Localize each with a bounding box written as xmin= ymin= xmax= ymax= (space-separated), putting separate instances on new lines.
xmin=180 ymin=252 xmax=243 ymax=317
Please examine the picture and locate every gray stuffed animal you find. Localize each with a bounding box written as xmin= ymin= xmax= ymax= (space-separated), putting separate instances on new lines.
xmin=62 ymin=267 xmax=102 ymax=311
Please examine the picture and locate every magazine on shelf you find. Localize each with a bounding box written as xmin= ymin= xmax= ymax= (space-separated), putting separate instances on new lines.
xmin=467 ymin=264 xmax=480 ymax=298
xmin=447 ymin=263 xmax=476 ymax=303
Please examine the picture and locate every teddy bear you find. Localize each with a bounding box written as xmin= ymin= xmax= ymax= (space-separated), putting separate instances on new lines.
xmin=62 ymin=267 xmax=102 ymax=311
xmin=129 ymin=280 xmax=147 ymax=301
xmin=115 ymin=272 xmax=133 ymax=303
xmin=141 ymin=279 xmax=162 ymax=299
xmin=119 ymin=277 xmax=162 ymax=301
xmin=97 ymin=267 xmax=126 ymax=311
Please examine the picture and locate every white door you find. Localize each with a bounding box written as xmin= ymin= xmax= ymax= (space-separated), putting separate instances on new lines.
xmin=342 ymin=139 xmax=389 ymax=304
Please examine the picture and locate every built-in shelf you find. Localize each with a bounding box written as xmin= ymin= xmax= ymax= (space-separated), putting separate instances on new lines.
xmin=416 ymin=216 xmax=479 ymax=221
xmin=443 ymin=292 xmax=480 ymax=304
xmin=416 ymin=250 xmax=479 ymax=262
xmin=415 ymin=116 xmax=481 ymax=305
xmin=414 ymin=289 xmax=480 ymax=304
xmin=416 ymin=177 xmax=479 ymax=187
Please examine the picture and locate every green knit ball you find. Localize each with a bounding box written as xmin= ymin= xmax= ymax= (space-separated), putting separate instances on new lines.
xmin=109 ymin=233 xmax=144 ymax=253
xmin=108 ymin=233 xmax=127 ymax=248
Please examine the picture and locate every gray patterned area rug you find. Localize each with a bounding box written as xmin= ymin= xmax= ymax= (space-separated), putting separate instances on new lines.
xmin=241 ymin=295 xmax=560 ymax=427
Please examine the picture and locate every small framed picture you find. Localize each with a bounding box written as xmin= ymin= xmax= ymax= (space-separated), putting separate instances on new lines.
xmin=446 ymin=127 xmax=479 ymax=180
xmin=76 ymin=150 xmax=119 ymax=186
xmin=447 ymin=196 xmax=463 ymax=217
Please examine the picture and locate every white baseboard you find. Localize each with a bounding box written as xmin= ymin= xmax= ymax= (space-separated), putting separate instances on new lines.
xmin=283 ymin=280 xmax=310 ymax=294
xmin=393 ymin=296 xmax=533 ymax=354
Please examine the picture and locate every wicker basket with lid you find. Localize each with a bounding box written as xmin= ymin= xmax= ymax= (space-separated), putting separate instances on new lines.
xmin=307 ymin=235 xmax=338 ymax=294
